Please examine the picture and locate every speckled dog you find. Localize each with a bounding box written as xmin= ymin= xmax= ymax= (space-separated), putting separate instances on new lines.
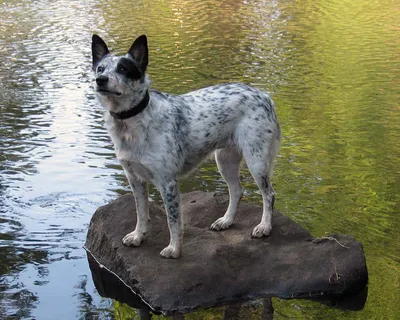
xmin=92 ymin=34 xmax=281 ymax=259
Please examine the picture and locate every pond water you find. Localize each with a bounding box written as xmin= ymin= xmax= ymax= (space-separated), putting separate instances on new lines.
xmin=1 ymin=0 xmax=399 ymax=319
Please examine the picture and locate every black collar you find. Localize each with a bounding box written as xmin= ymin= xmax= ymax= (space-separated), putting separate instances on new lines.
xmin=109 ymin=91 xmax=150 ymax=120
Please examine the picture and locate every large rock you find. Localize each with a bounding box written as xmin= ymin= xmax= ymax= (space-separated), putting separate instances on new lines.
xmin=85 ymin=192 xmax=368 ymax=316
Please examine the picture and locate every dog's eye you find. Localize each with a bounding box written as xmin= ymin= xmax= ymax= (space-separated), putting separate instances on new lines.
xmin=116 ymin=59 xmax=141 ymax=79
xmin=118 ymin=66 xmax=126 ymax=74
xmin=97 ymin=66 xmax=105 ymax=73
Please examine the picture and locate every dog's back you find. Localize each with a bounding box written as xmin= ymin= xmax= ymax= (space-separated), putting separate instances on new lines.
xmin=139 ymin=83 xmax=280 ymax=176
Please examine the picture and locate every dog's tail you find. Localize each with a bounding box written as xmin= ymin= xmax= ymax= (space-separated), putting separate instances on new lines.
xmin=268 ymin=120 xmax=281 ymax=177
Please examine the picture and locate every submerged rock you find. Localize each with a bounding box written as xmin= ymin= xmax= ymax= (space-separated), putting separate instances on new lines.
xmin=85 ymin=192 xmax=368 ymax=316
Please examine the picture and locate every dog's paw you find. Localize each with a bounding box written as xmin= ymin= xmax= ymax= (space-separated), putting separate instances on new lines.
xmin=251 ymin=223 xmax=272 ymax=238
xmin=122 ymin=230 xmax=145 ymax=247
xmin=210 ymin=217 xmax=233 ymax=231
xmin=159 ymin=245 xmax=181 ymax=259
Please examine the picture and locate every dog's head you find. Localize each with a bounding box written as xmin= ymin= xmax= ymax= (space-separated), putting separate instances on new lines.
xmin=92 ymin=34 xmax=149 ymax=112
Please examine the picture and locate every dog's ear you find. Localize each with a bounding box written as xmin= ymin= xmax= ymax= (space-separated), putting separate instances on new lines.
xmin=127 ymin=35 xmax=148 ymax=73
xmin=92 ymin=34 xmax=109 ymax=69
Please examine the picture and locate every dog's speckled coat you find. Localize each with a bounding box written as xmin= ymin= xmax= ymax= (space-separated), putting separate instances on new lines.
xmin=92 ymin=34 xmax=281 ymax=258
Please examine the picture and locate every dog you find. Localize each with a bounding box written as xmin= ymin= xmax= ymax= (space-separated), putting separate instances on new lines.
xmin=92 ymin=34 xmax=281 ymax=258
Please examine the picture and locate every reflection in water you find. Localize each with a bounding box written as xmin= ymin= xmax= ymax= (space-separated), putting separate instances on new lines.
xmin=0 ymin=0 xmax=399 ymax=319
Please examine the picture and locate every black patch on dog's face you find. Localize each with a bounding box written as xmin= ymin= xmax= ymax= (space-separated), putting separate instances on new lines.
xmin=116 ymin=57 xmax=142 ymax=80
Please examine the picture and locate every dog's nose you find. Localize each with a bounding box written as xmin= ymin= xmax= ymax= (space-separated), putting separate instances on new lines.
xmin=96 ymin=75 xmax=109 ymax=86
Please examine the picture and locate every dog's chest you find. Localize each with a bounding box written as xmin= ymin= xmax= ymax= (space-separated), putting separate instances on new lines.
xmin=114 ymin=137 xmax=158 ymax=182
xmin=119 ymin=157 xmax=153 ymax=181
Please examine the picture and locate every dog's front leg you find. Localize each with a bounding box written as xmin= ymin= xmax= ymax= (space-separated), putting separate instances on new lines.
xmin=121 ymin=164 xmax=149 ymax=247
xmin=158 ymin=179 xmax=183 ymax=259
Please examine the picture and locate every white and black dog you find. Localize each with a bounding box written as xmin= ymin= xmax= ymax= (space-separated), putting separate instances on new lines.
xmin=92 ymin=34 xmax=281 ymax=258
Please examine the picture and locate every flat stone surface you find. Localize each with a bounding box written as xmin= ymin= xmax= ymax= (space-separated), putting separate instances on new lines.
xmin=85 ymin=192 xmax=368 ymax=316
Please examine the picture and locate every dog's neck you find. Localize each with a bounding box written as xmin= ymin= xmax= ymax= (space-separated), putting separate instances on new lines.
xmin=109 ymin=90 xmax=150 ymax=120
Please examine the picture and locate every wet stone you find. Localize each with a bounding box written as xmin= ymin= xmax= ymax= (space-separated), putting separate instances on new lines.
xmin=85 ymin=192 xmax=368 ymax=316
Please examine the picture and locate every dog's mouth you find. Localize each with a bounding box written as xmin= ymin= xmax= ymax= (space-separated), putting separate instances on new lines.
xmin=96 ymin=88 xmax=122 ymax=96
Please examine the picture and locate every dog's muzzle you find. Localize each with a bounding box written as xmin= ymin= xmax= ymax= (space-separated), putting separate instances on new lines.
xmin=95 ymin=75 xmax=122 ymax=96
xmin=96 ymin=75 xmax=109 ymax=86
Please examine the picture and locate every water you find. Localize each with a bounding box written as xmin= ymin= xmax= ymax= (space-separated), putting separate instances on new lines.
xmin=0 ymin=0 xmax=399 ymax=319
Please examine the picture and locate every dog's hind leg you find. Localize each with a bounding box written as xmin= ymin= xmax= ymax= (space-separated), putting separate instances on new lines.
xmin=242 ymin=138 xmax=278 ymax=238
xmin=158 ymin=179 xmax=183 ymax=259
xmin=121 ymin=167 xmax=149 ymax=247
xmin=210 ymin=148 xmax=243 ymax=231
xmin=250 ymin=172 xmax=275 ymax=238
